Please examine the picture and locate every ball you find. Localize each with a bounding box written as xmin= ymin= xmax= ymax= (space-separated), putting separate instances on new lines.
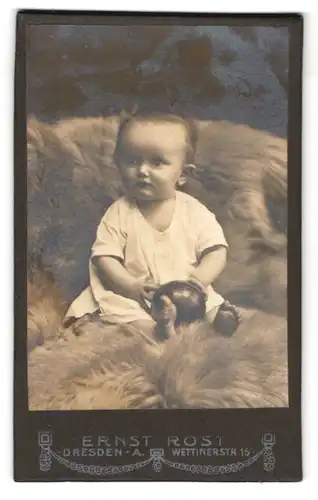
xmin=151 ymin=280 xmax=206 ymax=327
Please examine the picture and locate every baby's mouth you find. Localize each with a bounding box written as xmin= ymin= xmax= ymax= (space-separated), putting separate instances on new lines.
xmin=135 ymin=181 xmax=152 ymax=189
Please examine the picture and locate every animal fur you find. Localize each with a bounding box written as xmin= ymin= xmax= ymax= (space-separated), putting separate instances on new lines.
xmin=26 ymin=115 xmax=288 ymax=409
xmin=27 ymin=265 xmax=67 ymax=351
xmin=28 ymin=309 xmax=288 ymax=410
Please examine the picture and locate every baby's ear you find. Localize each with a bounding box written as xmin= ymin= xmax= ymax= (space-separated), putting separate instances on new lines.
xmin=177 ymin=164 xmax=197 ymax=187
xmin=184 ymin=163 xmax=197 ymax=177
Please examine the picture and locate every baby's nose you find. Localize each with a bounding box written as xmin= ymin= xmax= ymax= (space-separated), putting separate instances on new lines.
xmin=138 ymin=163 xmax=150 ymax=176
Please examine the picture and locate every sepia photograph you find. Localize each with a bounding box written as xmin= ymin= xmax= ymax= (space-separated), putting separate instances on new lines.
xmin=26 ymin=19 xmax=289 ymax=412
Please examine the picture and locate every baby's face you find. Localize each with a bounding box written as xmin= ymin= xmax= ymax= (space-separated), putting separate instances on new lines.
xmin=116 ymin=120 xmax=188 ymax=201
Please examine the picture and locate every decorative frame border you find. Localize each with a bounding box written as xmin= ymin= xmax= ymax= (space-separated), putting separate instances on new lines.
xmin=38 ymin=431 xmax=276 ymax=477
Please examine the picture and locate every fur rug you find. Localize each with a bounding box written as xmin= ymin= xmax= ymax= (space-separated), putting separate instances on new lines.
xmin=27 ymin=115 xmax=288 ymax=409
xmin=28 ymin=309 xmax=288 ymax=410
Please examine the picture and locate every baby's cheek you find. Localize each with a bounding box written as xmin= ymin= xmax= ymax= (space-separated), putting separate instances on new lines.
xmin=122 ymin=171 xmax=136 ymax=183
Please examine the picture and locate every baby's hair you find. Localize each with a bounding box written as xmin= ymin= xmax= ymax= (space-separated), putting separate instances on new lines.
xmin=114 ymin=109 xmax=198 ymax=166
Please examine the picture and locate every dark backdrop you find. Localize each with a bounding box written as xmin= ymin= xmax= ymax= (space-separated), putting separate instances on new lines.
xmin=26 ymin=25 xmax=288 ymax=137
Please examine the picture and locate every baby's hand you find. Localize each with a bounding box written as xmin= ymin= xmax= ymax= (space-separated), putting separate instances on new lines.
xmin=132 ymin=278 xmax=158 ymax=310
xmin=188 ymin=276 xmax=208 ymax=298
xmin=141 ymin=283 xmax=158 ymax=302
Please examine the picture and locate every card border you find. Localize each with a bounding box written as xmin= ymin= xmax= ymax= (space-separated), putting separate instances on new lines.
xmin=14 ymin=10 xmax=303 ymax=482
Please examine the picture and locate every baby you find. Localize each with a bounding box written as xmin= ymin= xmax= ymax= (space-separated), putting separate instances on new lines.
xmin=65 ymin=111 xmax=238 ymax=339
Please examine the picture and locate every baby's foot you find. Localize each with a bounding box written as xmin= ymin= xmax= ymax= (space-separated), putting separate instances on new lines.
xmin=222 ymin=300 xmax=242 ymax=323
xmin=72 ymin=313 xmax=97 ymax=336
xmin=155 ymin=295 xmax=177 ymax=340
xmin=213 ymin=300 xmax=242 ymax=337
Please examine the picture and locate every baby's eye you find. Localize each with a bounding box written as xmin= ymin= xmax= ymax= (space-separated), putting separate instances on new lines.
xmin=123 ymin=154 xmax=140 ymax=166
xmin=151 ymin=157 xmax=167 ymax=167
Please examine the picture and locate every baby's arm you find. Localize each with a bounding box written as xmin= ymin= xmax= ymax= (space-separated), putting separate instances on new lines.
xmin=189 ymin=199 xmax=228 ymax=291
xmin=189 ymin=246 xmax=227 ymax=290
xmin=91 ymin=201 xmax=157 ymax=307
xmin=93 ymin=255 xmax=156 ymax=305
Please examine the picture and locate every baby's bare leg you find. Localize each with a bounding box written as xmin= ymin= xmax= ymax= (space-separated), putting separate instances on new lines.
xmin=206 ymin=306 xmax=220 ymax=325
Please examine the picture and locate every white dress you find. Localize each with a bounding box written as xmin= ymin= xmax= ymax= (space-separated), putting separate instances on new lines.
xmin=65 ymin=191 xmax=228 ymax=324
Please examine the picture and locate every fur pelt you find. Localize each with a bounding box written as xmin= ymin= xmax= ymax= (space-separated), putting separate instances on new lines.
xmin=27 ymin=266 xmax=67 ymax=351
xmin=28 ymin=309 xmax=288 ymax=410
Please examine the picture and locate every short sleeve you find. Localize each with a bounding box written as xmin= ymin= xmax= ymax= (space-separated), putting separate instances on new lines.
xmin=192 ymin=199 xmax=228 ymax=260
xmin=91 ymin=200 xmax=127 ymax=261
